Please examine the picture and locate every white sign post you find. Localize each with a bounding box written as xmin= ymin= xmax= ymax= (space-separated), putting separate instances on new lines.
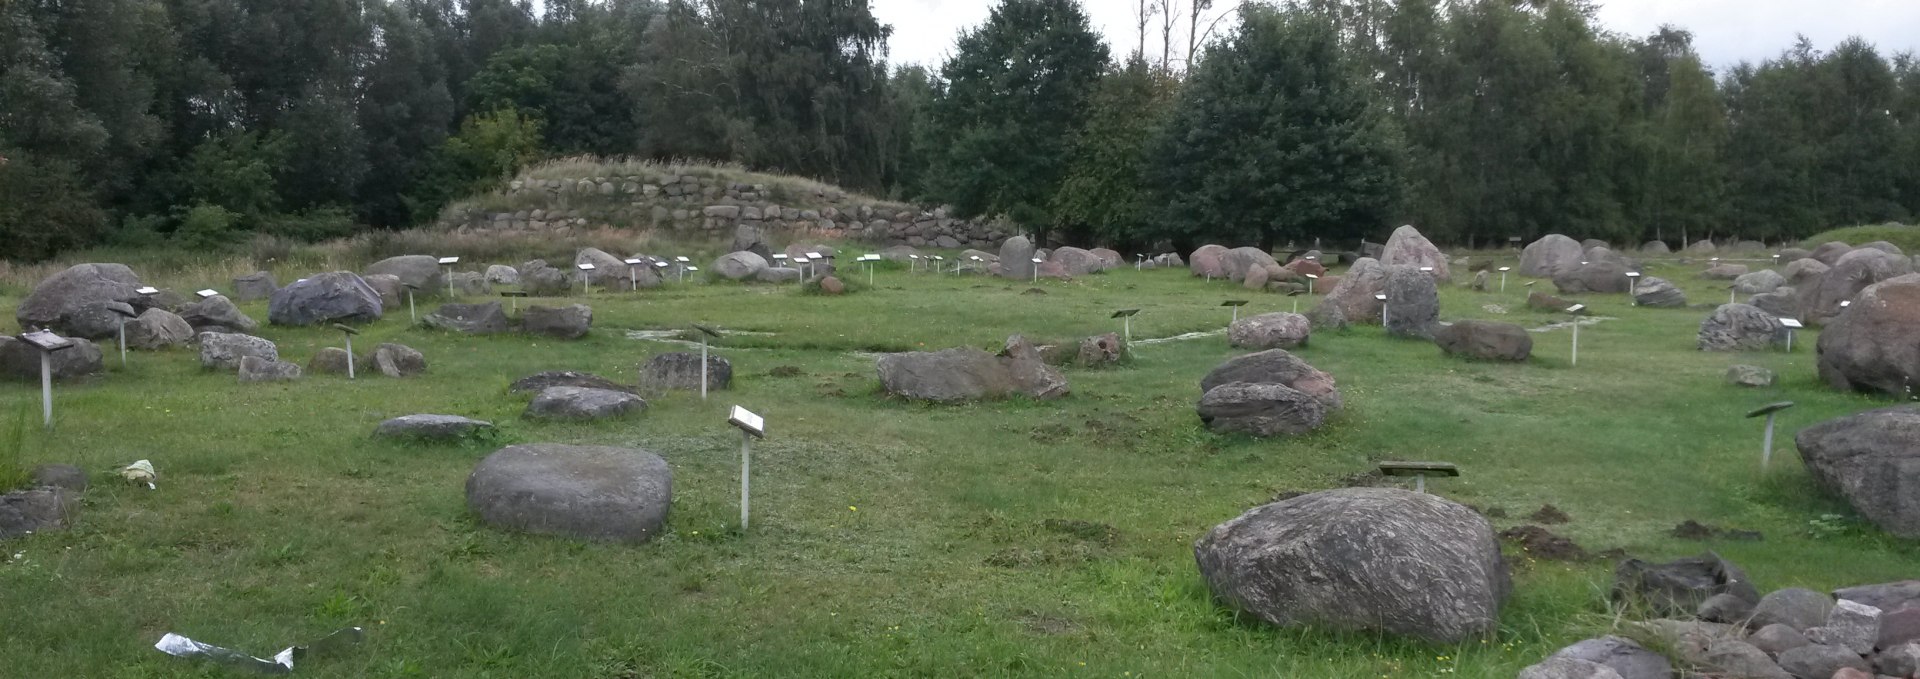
xmin=500 ymin=290 xmax=527 ymax=313
xmin=1304 ymin=273 xmax=1318 ymax=294
xmin=1222 ymin=300 xmax=1249 ymax=324
xmin=20 ymin=330 xmax=74 ymax=429
xmin=1498 ymin=266 xmax=1512 ymax=293
xmin=333 ymin=323 xmax=360 ymax=379
xmin=727 ymin=406 xmax=766 ymax=530
xmin=109 ymin=304 xmax=136 ymax=367
xmin=1780 ymin=318 xmax=1803 ymax=352
xmin=676 ymin=256 xmax=691 ymax=283
xmin=1375 ymin=293 xmax=1389 ymax=327
xmin=1748 ymin=401 xmax=1796 ymax=470
xmin=860 ymin=254 xmax=879 ymax=285
xmin=624 ymin=258 xmax=642 ymax=289
xmin=438 ymin=256 xmax=460 ymax=300
xmin=774 ymin=253 xmax=791 ymax=276
xmin=1566 ymin=304 xmax=1587 ymax=366
xmin=1625 ymin=271 xmax=1641 ymax=300
xmin=1030 ymin=257 xmax=1043 ymax=283
xmin=576 ymin=262 xmax=595 ymax=295
xmin=1111 ymin=309 xmax=1140 ymax=347
xmin=693 ymin=324 xmax=721 ymax=401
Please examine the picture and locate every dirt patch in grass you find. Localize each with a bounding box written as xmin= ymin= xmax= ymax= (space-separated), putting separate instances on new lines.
xmin=1022 ymin=288 xmax=1047 ymax=295
xmin=767 ymin=365 xmax=805 ymax=377
xmin=1671 ymin=519 xmax=1764 ymax=542
xmin=1527 ymin=504 xmax=1571 ymax=525
xmin=1499 ymin=525 xmax=1589 ymax=561
xmin=1029 ymin=423 xmax=1072 ymax=443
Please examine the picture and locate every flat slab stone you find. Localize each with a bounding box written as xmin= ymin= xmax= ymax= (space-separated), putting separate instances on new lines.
xmin=526 ymin=386 xmax=646 ymax=420
xmin=374 ymin=415 xmax=495 ymax=441
xmin=465 ymin=444 xmax=672 ymax=543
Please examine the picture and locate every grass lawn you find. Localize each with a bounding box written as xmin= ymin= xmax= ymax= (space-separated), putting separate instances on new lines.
xmin=1 ymin=253 xmax=1913 ymax=678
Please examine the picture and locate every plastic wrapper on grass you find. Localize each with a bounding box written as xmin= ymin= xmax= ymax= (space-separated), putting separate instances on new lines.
xmin=153 ymin=627 xmax=363 ymax=674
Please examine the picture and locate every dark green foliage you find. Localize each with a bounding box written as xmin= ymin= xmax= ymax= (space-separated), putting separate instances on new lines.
xmin=1050 ymin=58 xmax=1177 ymax=246
xmin=405 ymin=107 xmax=545 ymax=223
xmin=1145 ymin=6 xmax=1401 ymax=248
xmin=0 ymin=150 xmax=109 ymax=261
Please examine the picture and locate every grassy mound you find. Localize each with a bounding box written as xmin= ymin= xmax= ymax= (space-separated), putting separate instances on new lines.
xmin=1801 ymin=222 xmax=1920 ymax=252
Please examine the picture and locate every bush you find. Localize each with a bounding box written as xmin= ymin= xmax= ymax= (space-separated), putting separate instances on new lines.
xmin=174 ymin=203 xmax=242 ymax=250
xmin=259 ymin=207 xmax=359 ymax=242
xmin=1801 ymin=223 xmax=1920 ymax=253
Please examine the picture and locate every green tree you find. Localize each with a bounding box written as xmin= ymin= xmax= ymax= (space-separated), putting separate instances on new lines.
xmin=1145 ymin=5 xmax=1401 ymax=248
xmin=1050 ymin=58 xmax=1177 ymax=246
xmin=405 ymin=107 xmax=545 ymax=222
xmin=920 ymin=0 xmax=1109 ymax=225
xmin=0 ymin=149 xmax=109 ymax=261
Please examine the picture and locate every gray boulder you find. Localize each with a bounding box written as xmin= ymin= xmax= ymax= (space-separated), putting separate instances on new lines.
xmin=1522 ymin=235 xmax=1585 ymax=277
xmin=1051 ymin=246 xmax=1107 ymax=276
xmin=1775 ymin=644 xmax=1868 ymax=679
xmin=1777 ymin=247 xmax=1813 ymax=263
xmin=1641 ymin=241 xmax=1672 ymax=254
xmin=1227 ymin=312 xmax=1310 ymax=350
xmin=124 ymin=308 xmax=193 ymax=349
xmin=526 ymin=386 xmax=647 ymax=420
xmin=730 ymin=224 xmax=772 ymax=259
xmin=1815 ymin=274 xmax=1920 ymax=396
xmin=1553 ymin=261 xmax=1634 ymax=294
xmin=1611 ymin=552 xmax=1760 ymax=617
xmin=754 ymin=267 xmax=802 ymax=284
xmin=1223 ymin=247 xmax=1281 ymax=282
xmin=0 ymin=487 xmax=75 ymax=540
xmin=1200 ymin=349 xmax=1342 ymax=411
xmin=1700 ymin=592 xmax=1760 ymax=623
xmin=1315 ymin=257 xmax=1386 ymax=323
xmin=362 ymin=273 xmax=404 ymax=310
xmin=307 ymin=347 xmax=351 ymax=375
xmin=0 ymin=336 xmax=103 ymax=381
xmin=1380 ymin=224 xmax=1449 ymax=279
xmin=519 ymin=260 xmax=571 ymax=295
xmin=876 ymin=337 xmax=1069 ymax=402
xmin=423 ymin=302 xmax=510 ymax=334
xmin=450 ymin=271 xmax=490 ymax=296
xmin=1383 ymin=265 xmax=1441 ymax=338
xmin=575 ymin=247 xmax=652 ymax=291
xmin=1699 ymin=304 xmax=1785 ymax=351
xmin=999 ymin=236 xmax=1036 ymax=280
xmin=267 ymin=271 xmax=383 ymax=326
xmin=1633 ymin=276 xmax=1687 ymax=307
xmin=365 ymin=343 xmax=426 ymax=378
xmin=1749 ymin=289 xmax=1799 ymax=318
xmin=1784 ymin=258 xmax=1831 ymax=287
xmin=1833 ymin=580 xmax=1920 ymax=613
xmin=1433 ymin=320 xmax=1532 ymax=361
xmin=1750 ymin=624 xmax=1812 ymax=656
xmin=232 ymin=271 xmax=277 ymax=301
xmin=179 ymin=295 xmax=258 ymax=334
xmin=1190 ymin=244 xmax=1231 ymax=278
xmin=508 ymin=371 xmax=635 ymax=395
xmin=1801 ymin=248 xmax=1913 ymax=325
xmin=1698 ymin=638 xmax=1792 ymax=679
xmin=374 ymin=414 xmax=494 ymax=441
xmin=57 ymin=301 xmax=137 ymax=339
xmin=236 ymin=355 xmax=302 ymax=383
xmin=15 ymin=263 xmax=144 ymax=335
xmin=713 ymin=251 xmax=769 ymax=280
xmin=1809 ymin=599 xmax=1881 ymax=655
xmin=1862 ymin=240 xmax=1906 ymax=256
xmin=485 ymin=265 xmax=519 ymax=286
xmin=365 ymin=255 xmax=444 ymax=293
xmin=196 ymin=332 xmax=276 ymax=371
xmin=1794 ymin=406 xmax=1920 ymax=538
xmin=1734 ymin=269 xmax=1789 ymax=295
xmin=639 ymin=352 xmax=732 ymax=392
xmin=522 ymin=304 xmax=592 ymax=339
xmin=1193 ymin=488 xmax=1508 ymax=643
xmin=1471 ymin=270 xmax=1490 ymax=291
xmin=1687 ymin=239 xmax=1719 ymax=254
xmin=1754 ymin=588 xmax=1837 ymax=631
xmin=1546 ymin=636 xmax=1673 ymax=679
xmin=1877 ymin=643 xmax=1920 ymax=678
xmin=1517 ymin=658 xmax=1623 ymax=679
xmin=1726 ymin=364 xmax=1777 ymax=387
xmin=465 ymin=444 xmax=671 ymax=543
xmin=1196 ymin=383 xmax=1327 ymax=436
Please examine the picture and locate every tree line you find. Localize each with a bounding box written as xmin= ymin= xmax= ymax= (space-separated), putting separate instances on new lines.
xmin=2 ymin=0 xmax=1917 ymax=261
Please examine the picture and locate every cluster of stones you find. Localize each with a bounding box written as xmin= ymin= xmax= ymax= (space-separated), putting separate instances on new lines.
xmin=437 ymin=171 xmax=1009 ymax=250
xmin=1196 ymin=349 xmax=1342 ymax=437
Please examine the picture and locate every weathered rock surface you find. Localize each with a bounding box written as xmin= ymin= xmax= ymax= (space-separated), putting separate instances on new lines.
xmin=1383 ymin=265 xmax=1441 ymax=338
xmin=374 ymin=414 xmax=494 ymax=441
xmin=1754 ymin=588 xmax=1837 ymax=632
xmin=1193 ymin=488 xmax=1508 ymax=643
xmin=1633 ymin=276 xmax=1687 ymax=307
xmin=365 ymin=255 xmax=444 ymax=293
xmin=876 ymin=337 xmax=1069 ymax=402
xmin=1522 ymin=235 xmax=1586 ymax=277
xmin=1801 ymin=248 xmax=1913 ymax=325
xmin=712 ymin=251 xmax=769 ymax=280
xmin=15 ymin=263 xmax=144 ymax=336
xmin=639 ymin=352 xmax=732 ymax=392
xmin=466 ymin=444 xmax=671 ymax=543
xmin=1699 ymin=303 xmax=1785 ymax=351
xmin=0 ymin=336 xmax=103 ymax=382
xmin=526 ymin=386 xmax=647 ymax=420
xmin=197 ymin=332 xmax=277 ymax=371
xmin=1380 ymin=225 xmax=1449 ymax=279
xmin=1200 ymin=349 xmax=1342 ymax=411
xmin=1726 ymin=364 xmax=1777 ymax=387
xmin=508 ymin=371 xmax=634 ymax=395
xmin=1227 ymin=312 xmax=1311 ymax=350
xmin=365 ymin=343 xmax=427 ymax=377
xmin=124 ymin=308 xmax=194 ymax=349
xmin=522 ymin=304 xmax=592 ymax=339
xmin=1196 ymin=382 xmax=1327 ymax=436
xmin=1554 ymin=261 xmax=1634 ymax=294
xmin=0 ymin=487 xmax=75 ymax=540
xmin=267 ymin=271 xmax=384 ymax=326
xmin=1544 ymin=636 xmax=1673 ymax=679
xmin=1611 ymin=552 xmax=1760 ymax=617
xmin=1794 ymin=406 xmax=1920 ymax=538
xmin=1816 ymin=274 xmax=1920 ymax=396
xmin=998 ymin=236 xmax=1035 ymax=280
xmin=423 ymin=302 xmax=511 ymax=334
xmin=1434 ymin=320 xmax=1532 ymax=361
xmin=179 ymin=295 xmax=258 ymax=334
xmin=236 ymin=355 xmax=302 ymax=383
xmin=1315 ymin=257 xmax=1386 ymax=323
xmin=1190 ymin=244 xmax=1231 ymax=278
xmin=1734 ymin=269 xmax=1789 ymax=295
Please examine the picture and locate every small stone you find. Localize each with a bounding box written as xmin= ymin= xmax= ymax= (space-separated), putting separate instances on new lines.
xmin=1700 ymin=592 xmax=1759 ymax=624
xmin=1756 ymin=588 xmax=1837 ymax=632
xmin=1873 ymin=642 xmax=1920 ymax=677
xmin=1812 ymin=599 xmax=1883 ymax=655
xmin=237 ymin=355 xmax=302 ymax=383
xmin=1727 ymin=364 xmax=1777 ymax=387
xmin=366 ymin=343 xmax=426 ymax=378
xmin=1877 ymin=608 xmax=1920 ymax=650
xmin=1548 ymin=635 xmax=1672 ymax=679
xmin=1699 ymin=638 xmax=1794 ymax=679
xmin=1775 ymin=643 xmax=1869 ymax=679
xmin=1750 ymin=623 xmax=1812 ymax=656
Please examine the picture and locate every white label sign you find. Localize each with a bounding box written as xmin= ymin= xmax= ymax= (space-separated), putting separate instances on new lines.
xmin=438 ymin=256 xmax=460 ymax=265
xmin=729 ymin=405 xmax=765 ymax=437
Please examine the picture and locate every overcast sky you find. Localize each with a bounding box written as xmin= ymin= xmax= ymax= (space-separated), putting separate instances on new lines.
xmin=872 ymin=0 xmax=1920 ymax=73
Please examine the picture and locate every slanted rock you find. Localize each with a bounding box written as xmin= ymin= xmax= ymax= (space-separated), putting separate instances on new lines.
xmin=1193 ymin=488 xmax=1508 ymax=643
xmin=1815 ymin=274 xmax=1920 ymax=396
xmin=374 ymin=415 xmax=494 ymax=441
xmin=1726 ymin=364 xmax=1776 ymax=387
xmin=755 ymin=267 xmax=802 ymax=283
xmin=1380 ymin=225 xmax=1449 ymax=279
xmin=876 ymin=337 xmax=1069 ymax=402
xmin=639 ymin=353 xmax=731 ymax=392
xmin=423 ymin=302 xmax=510 ymax=334
xmin=1196 ymin=383 xmax=1327 ymax=436
xmin=362 ymin=273 xmax=404 ymax=309
xmin=1633 ymin=277 xmax=1687 ymax=307
xmin=365 ymin=343 xmax=426 ymax=377
xmin=1522 ymin=235 xmax=1586 ymax=277
xmin=508 ymin=371 xmax=635 ymax=395
xmin=1383 ymin=265 xmax=1440 ymax=338
xmin=522 ymin=304 xmax=592 ymax=339
xmin=465 ymin=444 xmax=671 ymax=543
xmin=1611 ymin=553 xmax=1760 ymax=617
xmin=232 ymin=271 xmax=277 ymax=301
xmin=267 ymin=271 xmax=383 ymax=326
xmin=236 ymin=355 xmax=302 ymax=383
xmin=197 ymin=332 xmax=277 ymax=371
xmin=1190 ymin=244 xmax=1231 ymax=278
xmin=15 ymin=263 xmax=144 ymax=336
xmin=1315 ymin=257 xmax=1386 ymax=323
xmin=1200 ymin=349 xmax=1342 ymax=411
xmin=712 ymin=251 xmax=769 ymax=280
xmin=179 ymin=295 xmax=258 ymax=334
xmin=1734 ymin=270 xmax=1789 ymax=295
xmin=0 ymin=487 xmax=76 ymax=540
xmin=1228 ymin=312 xmax=1310 ymax=350
xmin=998 ymin=236 xmax=1035 ymax=280
xmin=1434 ymin=320 xmax=1532 ymax=361
xmin=1794 ymin=406 xmax=1920 ymax=538
xmin=1699 ymin=303 xmax=1785 ymax=351
xmin=1754 ymin=588 xmax=1837 ymax=632
xmin=124 ymin=309 xmax=193 ymax=349
xmin=526 ymin=386 xmax=647 ymax=420
xmin=0 ymin=337 xmax=103 ymax=381
xmin=1801 ymin=248 xmax=1913 ymax=325
xmin=1553 ymin=261 xmax=1634 ymax=294
xmin=365 ymin=255 xmax=444 ymax=293
xmin=1223 ymin=247 xmax=1280 ymax=282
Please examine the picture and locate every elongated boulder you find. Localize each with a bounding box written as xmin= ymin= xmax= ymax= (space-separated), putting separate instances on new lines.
xmin=1785 ymin=258 xmax=1831 ymax=287
xmin=1194 ymin=488 xmax=1508 ymax=643
xmin=466 ymin=444 xmax=671 ymax=543
xmin=522 ymin=304 xmax=592 ymax=339
xmin=197 ymin=332 xmax=276 ymax=371
xmin=1228 ymin=312 xmax=1310 ymax=350
xmin=1811 ymin=241 xmax=1853 ymax=266
xmin=575 ymin=247 xmax=655 ymax=291
xmin=1051 ymin=246 xmax=1107 ymax=276
xmin=1380 ymin=224 xmax=1448 ymax=279
xmin=1434 ymin=320 xmax=1532 ymax=361
xmin=876 ymin=337 xmax=1068 ymax=403
xmin=1196 ymin=383 xmax=1326 ymax=436
xmin=1611 ymin=552 xmax=1760 ymax=617
xmin=1702 ymin=264 xmax=1749 ymax=280
xmin=237 ymin=355 xmax=302 ymax=383
xmin=526 ymin=386 xmax=646 ymax=420
xmin=712 ymin=251 xmax=769 ymax=281
xmin=519 ymin=260 xmax=570 ymax=295
xmin=1733 ymin=269 xmax=1788 ymax=295
xmin=179 ymin=295 xmax=258 ymax=334
xmin=15 ymin=263 xmax=144 ymax=335
xmin=423 ymin=302 xmax=510 ymax=334
xmin=508 ymin=371 xmax=635 ymax=395
xmin=365 ymin=255 xmax=444 ymax=293
xmin=1633 ymin=277 xmax=1686 ymax=308
xmin=1191 ymin=244 xmax=1231 ymax=278
xmin=1224 ymin=247 xmax=1280 ymax=282
xmin=1795 ymin=405 xmax=1920 ymax=538
xmin=1383 ymin=265 xmax=1441 ymax=338
xmin=1554 ymin=261 xmax=1634 ymax=294
xmin=1698 ymin=304 xmax=1784 ymax=351
xmin=0 ymin=336 xmax=104 ymax=381
xmin=124 ymin=308 xmax=193 ymax=349
xmin=1315 ymin=257 xmax=1386 ymax=323
xmin=374 ymin=415 xmax=494 ymax=441
xmin=1816 ymin=274 xmax=1920 ymax=396
xmin=639 ymin=352 xmax=731 ymax=392
xmin=1540 ymin=636 xmax=1673 ymax=679
xmin=267 ymin=271 xmax=383 ymax=326
xmin=998 ymin=236 xmax=1035 ymax=280
xmin=1522 ymin=235 xmax=1585 ymax=277
xmin=1750 ymin=289 xmax=1798 ymax=317
xmin=1801 ymin=248 xmax=1912 ymax=325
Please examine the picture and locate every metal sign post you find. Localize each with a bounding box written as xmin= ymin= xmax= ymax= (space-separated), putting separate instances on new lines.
xmin=1780 ymin=318 xmax=1803 ymax=351
xmin=403 ymin=283 xmax=420 ymax=323
xmin=500 ymin=290 xmax=527 ymax=313
xmin=1375 ymin=293 xmax=1389 ymax=327
xmin=1305 ymin=273 xmax=1318 ymax=294
xmin=1111 ymin=309 xmax=1140 ymax=347
xmin=21 ymin=331 xmax=75 ymax=429
xmin=1378 ymin=461 xmax=1460 ymax=493
xmin=108 ymin=304 xmax=136 ymax=367
xmin=1625 ymin=271 xmax=1641 ymax=300
xmin=438 ymin=256 xmax=460 ymax=299
xmin=576 ymin=263 xmax=595 ymax=295
xmin=676 ymin=256 xmax=692 ymax=283
xmin=1498 ymin=267 xmax=1512 ymax=293
xmin=1747 ymin=402 xmax=1797 ymax=470
xmin=1566 ymin=304 xmax=1586 ymax=366
xmin=333 ymin=323 xmax=360 ymax=379
xmin=1030 ymin=257 xmax=1043 ymax=283
xmin=1222 ymin=300 xmax=1249 ymax=324
xmin=727 ymin=406 xmax=766 ymax=530
xmin=624 ymin=258 xmax=642 ymax=289
xmin=693 ymin=324 xmax=721 ymax=401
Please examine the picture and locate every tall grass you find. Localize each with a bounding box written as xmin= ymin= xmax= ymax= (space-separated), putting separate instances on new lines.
xmin=1802 ymin=222 xmax=1920 ymax=252
xmin=0 ymin=407 xmax=31 ymax=491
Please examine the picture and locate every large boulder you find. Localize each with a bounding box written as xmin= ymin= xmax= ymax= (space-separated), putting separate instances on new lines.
xmin=1698 ymin=303 xmax=1785 ymax=351
xmin=55 ymin=301 xmax=136 ymax=339
xmin=1553 ymin=261 xmax=1634 ymax=294
xmin=1816 ymin=274 xmax=1920 ymax=396
xmin=1315 ymin=257 xmax=1387 ymax=323
xmin=998 ymin=236 xmax=1036 ymax=280
xmin=1223 ymin=247 xmax=1280 ymax=282
xmin=1433 ymin=320 xmax=1532 ymax=361
xmin=1200 ymin=349 xmax=1341 ymax=411
xmin=196 ymin=332 xmax=276 ymax=371
xmin=307 ymin=347 xmax=351 ymax=375
xmin=374 ymin=415 xmax=494 ymax=441
xmin=1089 ymin=248 xmax=1123 ymax=268
xmin=485 ymin=265 xmax=519 ymax=286
xmin=1522 ymin=235 xmax=1585 ymax=277
xmin=638 ymin=352 xmax=732 ymax=392
xmin=362 ymin=273 xmax=404 ymax=310
xmin=1633 ymin=277 xmax=1687 ymax=308
xmin=730 ymin=224 xmax=772 ymax=260
xmin=267 ymin=272 xmax=383 ymax=326
xmin=179 ymin=295 xmax=258 ymax=334
xmin=1641 ymin=241 xmax=1672 ymax=254
xmin=1196 ymin=383 xmax=1327 ymax=436
xmin=1228 ymin=313 xmax=1310 ymax=350
xmin=236 ymin=355 xmax=302 ymax=383
xmin=876 ymin=337 xmax=1069 ymax=403
xmin=1190 ymin=245 xmax=1231 ymax=278
xmin=1795 ymin=405 xmax=1920 ymax=538
xmin=1753 ymin=588 xmax=1837 ymax=632
xmin=1801 ymin=248 xmax=1913 ymax=325
xmin=1380 ymin=225 xmax=1449 ymax=279
xmin=423 ymin=302 xmax=510 ymax=334
xmin=123 ymin=308 xmax=193 ymax=349
xmin=519 ymin=260 xmax=571 ymax=295
xmin=1686 ymin=239 xmax=1718 ymax=254
xmin=365 ymin=255 xmax=444 ymax=293
xmin=1383 ymin=265 xmax=1441 ymax=338
xmin=232 ymin=271 xmax=278 ymax=302
xmin=522 ymin=304 xmax=592 ymax=339
xmin=712 ymin=251 xmax=769 ymax=281
xmin=1611 ymin=553 xmax=1761 ymax=617
xmin=465 ymin=444 xmax=671 ymax=543
xmin=15 ymin=263 xmax=144 ymax=335
xmin=1193 ymin=488 xmax=1508 ymax=643
xmin=1733 ymin=269 xmax=1788 ymax=295
xmin=1785 ymin=258 xmax=1831 ymax=287
xmin=1750 ymin=289 xmax=1799 ymax=318
xmin=575 ymin=247 xmax=653 ymax=291
xmin=1051 ymin=247 xmax=1107 ymax=276
xmin=0 ymin=336 xmax=104 ymax=381
xmin=1811 ymin=241 xmax=1854 ymax=266
xmin=449 ymin=271 xmax=489 ymax=296
xmin=526 ymin=386 xmax=646 ymax=420
xmin=1861 ymin=240 xmax=1906 ymax=256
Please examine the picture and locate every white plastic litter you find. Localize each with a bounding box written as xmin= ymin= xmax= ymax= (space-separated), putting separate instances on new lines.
xmin=154 ymin=627 xmax=362 ymax=674
xmin=120 ymin=460 xmax=156 ymax=489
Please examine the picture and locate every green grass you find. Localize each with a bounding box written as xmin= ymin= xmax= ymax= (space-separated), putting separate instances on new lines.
xmin=1802 ymin=222 xmax=1920 ymax=252
xmin=2 ymin=254 xmax=1915 ymax=678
